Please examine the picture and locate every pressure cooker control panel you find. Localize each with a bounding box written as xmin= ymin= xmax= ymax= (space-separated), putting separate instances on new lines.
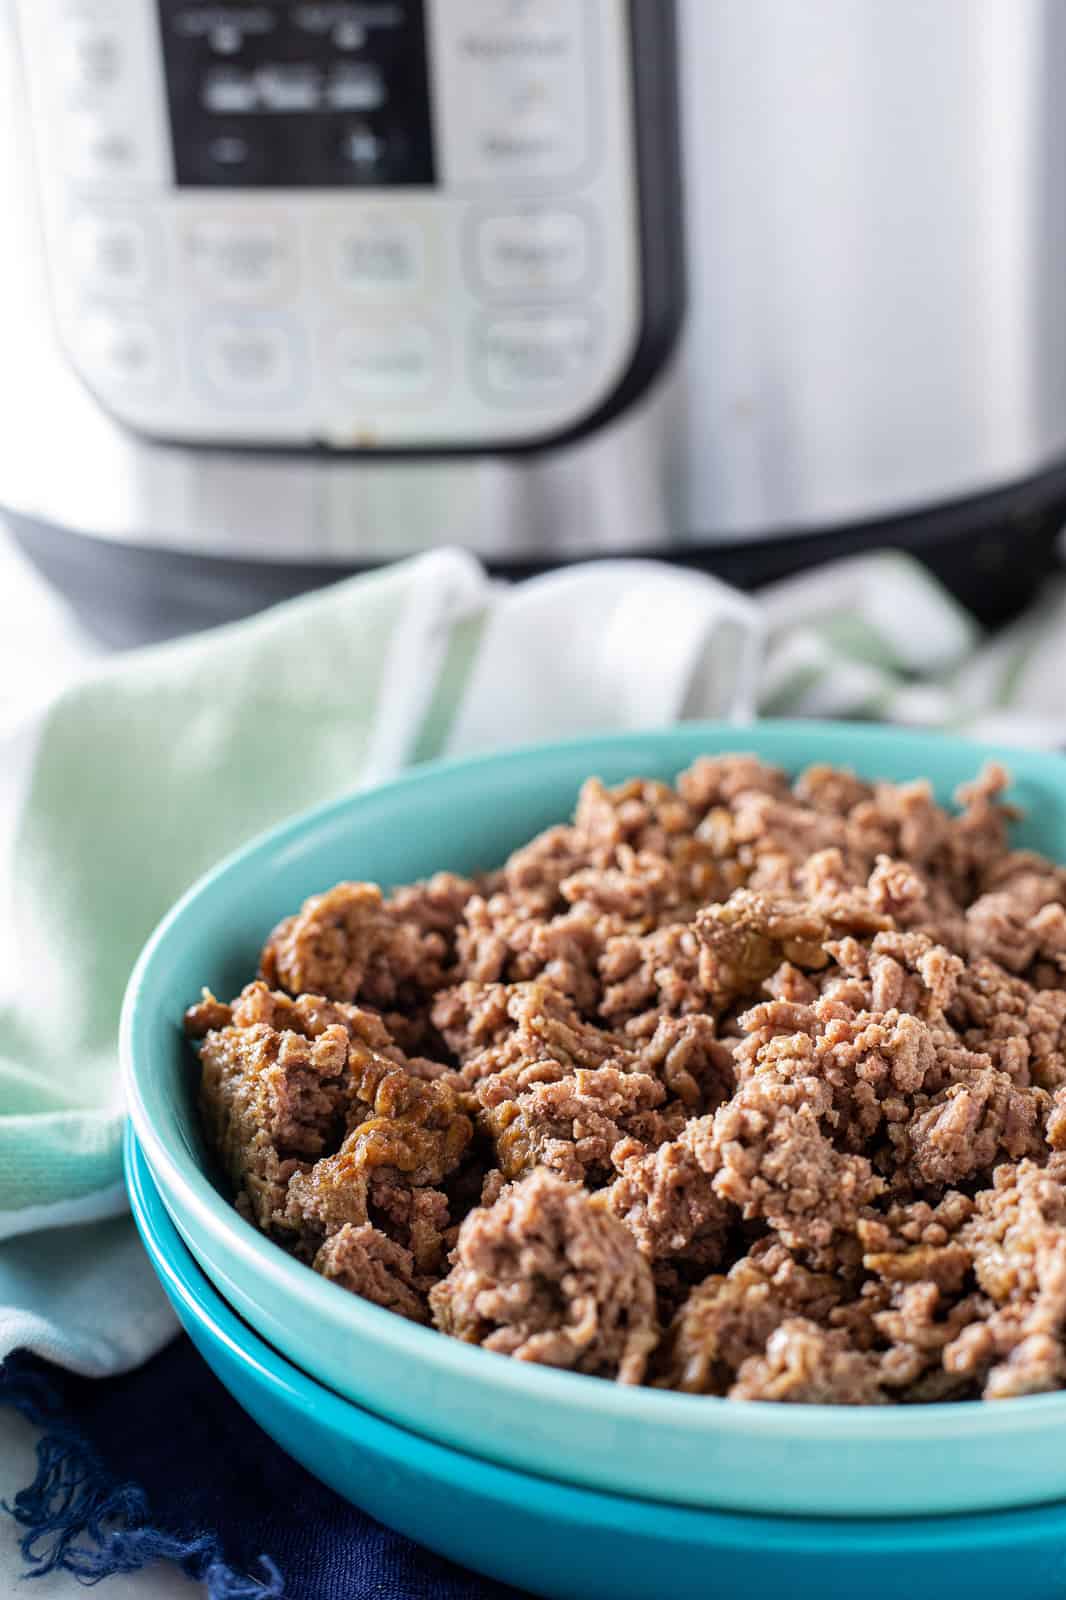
xmin=16 ymin=0 xmax=656 ymax=451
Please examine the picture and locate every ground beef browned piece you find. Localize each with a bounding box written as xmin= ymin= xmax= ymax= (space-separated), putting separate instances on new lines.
xmin=658 ymin=1240 xmax=841 ymax=1394
xmin=949 ymin=957 xmax=1066 ymax=1090
xmin=454 ymin=894 xmax=606 ymax=1012
xmin=695 ymin=892 xmax=837 ymax=1008
xmin=293 ymin=1156 xmax=452 ymax=1286
xmin=824 ymin=928 xmax=965 ymax=1017
xmin=314 ymin=1223 xmax=428 ymax=1322
xmin=271 ymin=1021 xmax=470 ymax=1279
xmin=849 ymin=1192 xmax=985 ymax=1400
xmin=944 ymin=1156 xmax=1066 ymax=1398
xmin=189 ymin=979 xmax=402 ymax=1052
xmin=965 ymin=871 xmax=1066 ymax=973
xmin=191 ymin=979 xmax=458 ymax=1083
xmin=605 ymin=1122 xmax=730 ymax=1266
xmin=260 ymin=880 xmax=457 ymax=1010
xmin=571 ymin=775 xmax=740 ymax=908
xmin=695 ymin=887 xmax=897 ymax=1011
xmin=598 ymin=922 xmax=709 ymax=1023
xmin=429 ymin=1170 xmax=659 ymax=1382
xmin=192 ymin=753 xmax=1066 ymax=1406
xmin=475 ymin=1065 xmax=677 ymax=1185
xmin=729 ymin=1319 xmax=887 ymax=1404
xmin=623 ymin=1011 xmax=735 ymax=1111
xmin=906 ymin=1069 xmax=1049 ymax=1187
xmin=433 ymin=977 xmax=635 ymax=1084
xmin=708 ymin=1070 xmax=885 ymax=1250
xmin=194 ymin=1019 xmax=349 ymax=1230
xmin=342 ymin=1033 xmax=473 ymax=1176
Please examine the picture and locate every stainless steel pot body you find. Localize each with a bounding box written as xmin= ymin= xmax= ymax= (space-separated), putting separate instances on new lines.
xmin=1 ymin=0 xmax=1065 ymax=569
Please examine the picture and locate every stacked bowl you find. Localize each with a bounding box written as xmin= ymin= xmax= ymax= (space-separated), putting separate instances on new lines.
xmin=122 ymin=723 xmax=1066 ymax=1600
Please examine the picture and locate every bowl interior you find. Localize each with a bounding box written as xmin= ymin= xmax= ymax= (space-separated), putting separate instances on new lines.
xmin=138 ymin=721 xmax=1066 ymax=1197
xmin=122 ymin=721 xmax=1066 ymax=1514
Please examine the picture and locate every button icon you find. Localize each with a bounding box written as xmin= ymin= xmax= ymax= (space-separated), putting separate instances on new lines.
xmin=78 ymin=312 xmax=166 ymax=388
xmin=184 ymin=219 xmax=291 ymax=300
xmin=63 ymin=115 xmax=139 ymax=179
xmin=199 ymin=127 xmax=270 ymax=180
xmin=62 ymin=25 xmax=121 ymax=93
xmin=332 ymin=320 xmax=439 ymax=400
xmin=473 ymin=210 xmax=590 ymax=296
xmin=70 ymin=214 xmax=152 ymax=295
xmin=200 ymin=319 xmax=299 ymax=398
xmin=476 ymin=310 xmax=597 ymax=397
xmin=331 ymin=217 xmax=425 ymax=297
xmin=334 ymin=18 xmax=366 ymax=50
xmin=337 ymin=120 xmax=386 ymax=173
xmin=209 ymin=22 xmax=243 ymax=54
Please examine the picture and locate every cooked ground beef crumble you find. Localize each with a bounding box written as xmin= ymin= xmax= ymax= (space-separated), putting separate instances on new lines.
xmin=185 ymin=754 xmax=1066 ymax=1404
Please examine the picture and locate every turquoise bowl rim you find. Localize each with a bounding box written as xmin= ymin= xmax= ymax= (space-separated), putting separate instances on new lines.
xmin=124 ymin=1121 xmax=1066 ymax=1563
xmin=120 ymin=721 xmax=1066 ymax=1456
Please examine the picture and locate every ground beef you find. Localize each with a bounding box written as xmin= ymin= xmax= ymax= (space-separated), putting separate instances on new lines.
xmin=624 ymin=1011 xmax=735 ymax=1111
xmin=475 ymin=1064 xmax=675 ymax=1185
xmin=945 ymin=1156 xmax=1066 ymax=1398
xmin=196 ymin=1019 xmax=349 ymax=1230
xmin=432 ymin=977 xmax=632 ymax=1084
xmin=314 ymin=1223 xmax=428 ymax=1323
xmin=729 ymin=1319 xmax=887 ymax=1404
xmin=259 ymin=881 xmax=454 ymax=1009
xmin=598 ymin=922 xmax=710 ymax=1023
xmin=658 ymin=1240 xmax=841 ymax=1393
xmin=708 ymin=1068 xmax=885 ymax=1249
xmin=604 ymin=1120 xmax=731 ymax=1266
xmin=188 ymin=753 xmax=1066 ymax=1404
xmin=429 ymin=1171 xmax=658 ymax=1382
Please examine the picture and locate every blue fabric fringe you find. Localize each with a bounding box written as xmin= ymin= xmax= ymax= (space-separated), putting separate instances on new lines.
xmin=0 ymin=1339 xmax=510 ymax=1598
xmin=0 ymin=1355 xmax=283 ymax=1596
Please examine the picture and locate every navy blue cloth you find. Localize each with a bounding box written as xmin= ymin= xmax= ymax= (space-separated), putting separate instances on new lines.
xmin=1 ymin=1340 xmax=526 ymax=1598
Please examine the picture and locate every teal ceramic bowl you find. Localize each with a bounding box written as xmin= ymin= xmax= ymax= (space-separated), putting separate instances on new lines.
xmin=122 ymin=722 xmax=1066 ymax=1519
xmin=126 ymin=1126 xmax=1066 ymax=1600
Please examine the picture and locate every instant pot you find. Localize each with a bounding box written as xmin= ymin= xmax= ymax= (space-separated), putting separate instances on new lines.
xmin=2 ymin=0 xmax=1066 ymax=642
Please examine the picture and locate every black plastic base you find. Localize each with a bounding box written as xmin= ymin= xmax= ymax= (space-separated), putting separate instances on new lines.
xmin=8 ymin=460 xmax=1066 ymax=648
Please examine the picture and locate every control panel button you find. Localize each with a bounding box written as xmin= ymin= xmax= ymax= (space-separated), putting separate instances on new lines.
xmin=61 ymin=22 xmax=122 ymax=95
xmin=177 ymin=123 xmax=273 ymax=184
xmin=199 ymin=318 xmax=299 ymax=399
xmin=332 ymin=320 xmax=439 ymax=401
xmin=332 ymin=119 xmax=391 ymax=179
xmin=429 ymin=0 xmax=590 ymax=183
xmin=476 ymin=309 xmax=597 ymax=398
xmin=331 ymin=216 xmax=425 ymax=298
xmin=70 ymin=213 xmax=153 ymax=295
xmin=77 ymin=310 xmax=167 ymax=388
xmin=61 ymin=114 xmax=143 ymax=180
xmin=473 ymin=209 xmax=590 ymax=296
xmin=182 ymin=218 xmax=292 ymax=300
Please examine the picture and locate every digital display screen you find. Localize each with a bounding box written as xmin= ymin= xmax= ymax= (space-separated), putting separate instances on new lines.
xmin=158 ymin=2 xmax=436 ymax=186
